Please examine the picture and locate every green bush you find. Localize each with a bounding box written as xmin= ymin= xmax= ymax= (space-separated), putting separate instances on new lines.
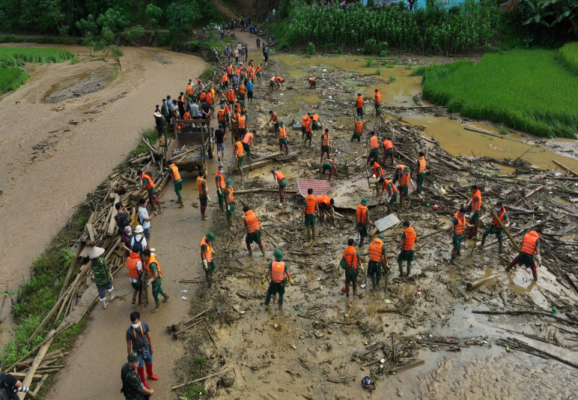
xmin=364 ymin=39 xmax=377 ymax=55
xmin=558 ymin=42 xmax=578 ymax=75
xmin=415 ymin=49 xmax=578 ymax=138
xmin=389 ymin=75 xmax=396 ymax=82
xmin=365 ymin=58 xmax=374 ymax=67
xmin=305 ymin=42 xmax=316 ymax=55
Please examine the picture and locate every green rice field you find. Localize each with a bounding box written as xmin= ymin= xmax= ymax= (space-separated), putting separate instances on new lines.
xmin=413 ymin=48 xmax=578 ymax=139
xmin=0 ymin=46 xmax=74 ymax=95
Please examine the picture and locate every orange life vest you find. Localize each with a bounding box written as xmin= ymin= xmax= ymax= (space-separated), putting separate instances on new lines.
xmin=305 ymin=194 xmax=316 ymax=215
xmin=270 ymin=76 xmax=276 ymax=82
xmin=227 ymin=66 xmax=233 ymax=75
xmin=356 ymin=96 xmax=364 ymax=108
xmin=239 ymin=84 xmax=246 ymax=94
xmin=454 ymin=211 xmax=466 ymax=236
xmin=238 ymin=116 xmax=247 ymax=129
xmin=521 ymin=231 xmax=539 ymax=255
xmin=227 ymin=187 xmax=235 ymax=203
xmin=278 ymin=126 xmax=287 ymax=139
xmin=215 ymin=171 xmax=226 ymax=189
xmin=256 ymin=66 xmax=262 ymax=73
xmin=200 ymin=92 xmax=206 ymax=102
xmin=417 ymin=156 xmax=427 ymax=174
xmin=343 ymin=246 xmax=358 ymax=269
xmin=302 ymin=115 xmax=310 ymax=127
xmin=355 ymin=120 xmax=363 ymax=133
xmin=492 ymin=207 xmax=507 ymax=228
xmin=402 ymin=227 xmax=417 ymax=251
xmin=244 ymin=210 xmax=261 ymax=233
xmin=270 ymin=112 xmax=278 ymax=122
xmin=196 ymin=176 xmax=207 ymax=195
xmin=383 ymin=179 xmax=398 ymax=196
xmin=274 ymin=171 xmax=285 ymax=183
xmin=383 ymin=139 xmax=394 ymax=151
xmin=205 ymin=92 xmax=213 ymax=105
xmin=141 ymin=173 xmax=155 ymax=191
xmin=375 ymin=92 xmax=381 ymax=103
xmin=312 ymin=114 xmax=319 ymax=122
xmin=317 ymin=195 xmax=331 ymax=206
xmin=234 ymin=141 xmax=244 ymax=157
xmin=370 ymin=136 xmax=379 ymax=149
xmin=183 ymin=112 xmax=191 ymax=120
xmin=276 ymin=77 xmax=284 ymax=83
xmin=356 ymin=204 xmax=368 ymax=224
xmin=126 ymin=252 xmax=142 ymax=280
xmin=372 ymin=162 xmax=383 ymax=178
xmin=169 ymin=164 xmax=181 ymax=181
xmin=308 ymin=78 xmax=315 ymax=82
xmin=321 ymin=133 xmax=330 ymax=146
xmin=271 ymin=261 xmax=286 ymax=283
xmin=400 ymin=171 xmax=411 ymax=187
xmin=369 ymin=238 xmax=384 ymax=262
xmin=218 ymin=109 xmax=226 ymax=121
xmin=144 ymin=255 xmax=162 ymax=278
xmin=186 ymin=84 xmax=194 ymax=95
xmin=221 ymin=73 xmax=228 ymax=83
xmin=471 ymin=190 xmax=482 ymax=212
xmin=200 ymin=237 xmax=213 ymax=262
xmin=228 ymin=90 xmax=235 ymax=102
xmin=242 ymin=132 xmax=253 ymax=145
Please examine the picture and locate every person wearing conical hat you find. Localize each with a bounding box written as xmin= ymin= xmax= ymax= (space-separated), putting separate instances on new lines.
xmin=89 ymin=247 xmax=115 ymax=309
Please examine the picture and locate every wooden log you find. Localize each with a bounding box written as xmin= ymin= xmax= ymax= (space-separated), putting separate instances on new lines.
xmin=390 ymin=359 xmax=425 ymax=373
xmin=429 ymin=153 xmax=462 ymax=170
xmin=18 ymin=331 xmax=55 ymax=399
xmin=107 ymin=194 xmax=120 ymax=236
xmin=466 ymin=274 xmax=499 ymax=291
xmin=85 ymin=223 xmax=96 ymax=244
xmin=31 ymin=375 xmax=48 ymax=397
xmin=472 ymin=310 xmax=578 ymax=326
xmin=491 ymin=208 xmax=520 ymax=252
xmin=171 ymin=368 xmax=232 ymax=390
xmin=524 ymin=185 xmax=546 ymax=199
xmin=553 ymin=159 xmax=578 ymax=177
xmin=7 ymin=372 xmax=44 ymax=381
xmin=172 ymin=318 xmax=205 ymax=339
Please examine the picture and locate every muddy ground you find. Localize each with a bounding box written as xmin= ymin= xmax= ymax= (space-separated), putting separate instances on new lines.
xmin=164 ymin=36 xmax=578 ymax=399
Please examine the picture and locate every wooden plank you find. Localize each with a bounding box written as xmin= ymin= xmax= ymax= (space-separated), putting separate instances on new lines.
xmin=107 ymin=194 xmax=120 ymax=236
xmin=553 ymin=159 xmax=578 ymax=177
xmin=8 ymin=372 xmax=43 ymax=381
xmin=429 ymin=153 xmax=462 ymax=170
xmin=18 ymin=331 xmax=55 ymax=399
xmin=85 ymin=223 xmax=96 ymax=244
xmin=390 ymin=359 xmax=425 ymax=373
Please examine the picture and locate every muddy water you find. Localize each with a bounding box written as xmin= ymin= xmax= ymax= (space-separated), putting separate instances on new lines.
xmin=404 ymin=114 xmax=578 ymax=171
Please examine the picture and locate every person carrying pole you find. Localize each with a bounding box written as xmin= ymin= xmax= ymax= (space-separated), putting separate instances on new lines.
xmin=262 ymin=249 xmax=294 ymax=309
xmin=448 ymin=207 xmax=471 ymax=265
xmin=468 ymin=185 xmax=482 ymax=239
xmin=368 ymin=234 xmax=388 ymax=290
xmin=397 ymin=221 xmax=417 ymax=277
xmin=480 ymin=201 xmax=509 ymax=254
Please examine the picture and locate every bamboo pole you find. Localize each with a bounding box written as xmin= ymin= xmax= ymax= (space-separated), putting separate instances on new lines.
xmin=17 ymin=331 xmax=55 ymax=399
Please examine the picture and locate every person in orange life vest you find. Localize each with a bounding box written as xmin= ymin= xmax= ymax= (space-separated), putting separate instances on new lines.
xmin=368 ymin=234 xmax=388 ymax=290
xmin=196 ymin=169 xmax=210 ymax=221
xmin=316 ymin=195 xmax=335 ymax=223
xmin=262 ymin=249 xmax=294 ymax=309
xmin=234 ymin=139 xmax=244 ymax=173
xmin=467 ymin=185 xmax=482 ymax=238
xmin=126 ymin=251 xmax=144 ymax=305
xmin=243 ymin=206 xmax=265 ymax=257
xmin=221 ymin=70 xmax=229 ymax=90
xmin=308 ymin=77 xmax=316 ymax=89
xmin=242 ymin=129 xmax=255 ymax=159
xmin=275 ymin=76 xmax=285 ymax=90
xmin=278 ymin=121 xmax=289 ymax=155
xmin=340 ymin=238 xmax=361 ymax=298
xmin=311 ymin=114 xmax=322 ymax=130
xmin=382 ymin=136 xmax=395 ymax=165
xmin=320 ymin=128 xmax=331 ymax=162
xmin=351 ymin=117 xmax=363 ymax=142
xmin=217 ymin=105 xmax=228 ymax=137
xmin=303 ymin=112 xmax=313 ymax=147
xmin=367 ymin=131 xmax=380 ymax=165
xmin=448 ymin=207 xmax=472 ymax=265
xmin=370 ymin=161 xmax=384 ymax=198
xmin=301 ymin=112 xmax=312 ymax=141
xmin=269 ymin=75 xmax=277 ymax=92
xmin=163 ymin=160 xmax=183 ymax=206
xmin=507 ymin=229 xmax=542 ymax=281
xmin=398 ymin=166 xmax=413 ymax=209
xmin=215 ymin=166 xmax=226 ymax=211
xmin=238 ymin=80 xmax=246 ymax=103
xmin=356 ymin=198 xmax=371 ymax=247
xmin=138 ymin=169 xmax=162 ymax=213
xmin=227 ymin=63 xmax=234 ymax=80
xmin=379 ymin=176 xmax=398 ymax=211
xmin=255 ymin=64 xmax=263 ymax=82
xmin=355 ymin=93 xmax=364 ymax=119
xmin=126 ymin=311 xmax=158 ymax=389
xmin=186 ymin=79 xmax=195 ymax=97
xmin=271 ymin=168 xmax=287 ymax=206
xmin=374 ymin=88 xmax=382 ymax=117
xmin=177 ymin=92 xmax=186 ymax=119
xmin=320 ymin=158 xmax=337 ymax=181
xmin=268 ymin=110 xmax=280 ymax=134
xmin=414 ymin=151 xmax=427 ymax=194
xmin=480 ymin=201 xmax=509 ymax=254
xmin=397 ymin=220 xmax=418 ymax=277
xmin=142 ymin=249 xmax=169 ymax=312
xmin=237 ymin=110 xmax=248 ymax=139
xmin=201 ymin=232 xmax=217 ymax=288
xmin=224 ymin=179 xmax=236 ymax=230
xmin=303 ymin=188 xmax=319 ymax=240
xmin=199 ymin=89 xmax=207 ymax=104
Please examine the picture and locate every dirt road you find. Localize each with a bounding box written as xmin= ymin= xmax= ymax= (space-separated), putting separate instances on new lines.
xmin=0 ymin=45 xmax=206 ymax=346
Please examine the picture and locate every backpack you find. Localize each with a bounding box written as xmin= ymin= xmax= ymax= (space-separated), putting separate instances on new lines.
xmin=0 ymin=373 xmax=12 ymax=400
xmin=132 ymin=236 xmax=144 ymax=255
xmin=115 ymin=212 xmax=129 ymax=234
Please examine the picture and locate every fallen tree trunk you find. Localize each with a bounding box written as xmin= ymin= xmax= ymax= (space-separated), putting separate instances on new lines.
xmin=467 ymin=274 xmax=499 ymax=291
xmin=473 ymin=310 xmax=578 ymax=326
xmin=553 ymin=159 xmax=578 ymax=177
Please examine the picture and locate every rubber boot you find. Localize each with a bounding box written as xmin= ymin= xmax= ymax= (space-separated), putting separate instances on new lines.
xmin=532 ymin=270 xmax=538 ymax=281
xmin=406 ymin=264 xmax=411 ymax=277
xmin=137 ymin=367 xmax=149 ymax=388
xmin=152 ymin=301 xmax=161 ymax=313
xmin=146 ymin=363 xmax=159 ymax=380
xmin=371 ymin=276 xmax=376 ymax=290
xmin=312 ymin=226 xmax=316 ymax=240
xmin=398 ymin=262 xmax=404 ymax=277
xmin=479 ymin=236 xmax=486 ymax=251
xmin=450 ymin=251 xmax=457 ymax=265
xmin=132 ymin=290 xmax=137 ymax=305
xmin=306 ymin=228 xmax=311 ymax=241
xmin=228 ymin=219 xmax=233 ymax=231
xmin=499 ymin=242 xmax=504 ymax=254
xmin=248 ymin=248 xmax=253 ymax=257
xmin=161 ymin=292 xmax=169 ymax=302
xmin=179 ymin=199 xmax=184 ymax=208
xmin=278 ymin=294 xmax=284 ymax=309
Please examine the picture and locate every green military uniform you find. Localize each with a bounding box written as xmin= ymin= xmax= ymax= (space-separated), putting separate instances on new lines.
xmin=397 ymin=232 xmax=415 ymax=276
xmin=224 ymin=182 xmax=236 ymax=228
xmin=246 ymin=230 xmax=261 ymax=244
xmin=279 ymin=178 xmax=287 ymax=190
xmin=121 ymin=356 xmax=145 ymax=400
xmin=322 ymin=161 xmax=332 ymax=172
xmin=264 ymin=254 xmax=288 ymax=308
xmin=92 ymin=257 xmax=111 ymax=286
xmin=416 ymin=173 xmax=425 ymax=194
xmin=357 ymin=200 xmax=370 ymax=247
xmin=482 ymin=211 xmax=508 ymax=252
xmin=384 ymin=182 xmax=398 ymax=208
xmin=148 ymin=262 xmax=165 ymax=303
xmin=368 ymin=235 xmax=387 ymax=288
xmin=369 ymin=148 xmax=379 ymax=159
xmin=201 ymin=233 xmax=216 ymax=288
xmin=351 ymin=132 xmax=362 ymax=142
xmin=450 ymin=216 xmax=465 ymax=265
xmin=199 ymin=180 xmax=208 ymax=207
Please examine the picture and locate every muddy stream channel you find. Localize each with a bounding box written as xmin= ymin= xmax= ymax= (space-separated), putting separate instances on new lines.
xmin=170 ymin=52 xmax=578 ymax=400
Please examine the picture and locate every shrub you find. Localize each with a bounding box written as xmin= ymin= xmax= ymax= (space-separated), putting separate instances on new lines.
xmin=558 ymin=42 xmax=578 ymax=75
xmin=364 ymin=39 xmax=377 ymax=55
xmin=305 ymin=42 xmax=316 ymax=55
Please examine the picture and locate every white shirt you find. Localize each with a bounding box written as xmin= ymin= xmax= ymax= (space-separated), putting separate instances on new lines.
xmin=138 ymin=206 xmax=151 ymax=229
xmin=130 ymin=260 xmax=143 ymax=283
xmin=131 ymin=235 xmax=148 ymax=250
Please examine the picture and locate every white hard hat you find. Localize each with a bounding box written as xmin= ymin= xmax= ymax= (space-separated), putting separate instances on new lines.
xmin=89 ymin=247 xmax=105 ymax=259
xmin=135 ymin=225 xmax=144 ymax=234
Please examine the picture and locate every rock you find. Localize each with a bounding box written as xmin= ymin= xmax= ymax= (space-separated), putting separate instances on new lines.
xmin=220 ymin=370 xmax=236 ymax=388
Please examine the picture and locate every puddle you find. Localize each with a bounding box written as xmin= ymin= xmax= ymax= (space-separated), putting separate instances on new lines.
xmin=403 ymin=114 xmax=578 ymax=171
xmin=44 ymin=65 xmax=115 ymax=103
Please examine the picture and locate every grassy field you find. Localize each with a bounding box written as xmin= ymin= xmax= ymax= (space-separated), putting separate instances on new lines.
xmin=0 ymin=46 xmax=75 ymax=95
xmin=558 ymin=42 xmax=578 ymax=75
xmin=413 ymin=49 xmax=578 ymax=138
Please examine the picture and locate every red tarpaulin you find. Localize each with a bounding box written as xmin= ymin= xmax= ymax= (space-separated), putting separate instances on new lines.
xmin=296 ymin=179 xmax=332 ymax=198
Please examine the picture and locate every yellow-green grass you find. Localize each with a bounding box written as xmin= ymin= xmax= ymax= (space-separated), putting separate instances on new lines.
xmin=558 ymin=42 xmax=578 ymax=75
xmin=413 ymin=49 xmax=578 ymax=138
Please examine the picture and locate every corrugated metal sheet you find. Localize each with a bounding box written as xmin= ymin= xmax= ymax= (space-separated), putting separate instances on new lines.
xmin=296 ymin=179 xmax=332 ymax=198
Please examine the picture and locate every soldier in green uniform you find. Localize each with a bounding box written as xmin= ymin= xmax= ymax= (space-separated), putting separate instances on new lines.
xmin=224 ymin=179 xmax=236 ymax=231
xmin=480 ymin=201 xmax=509 ymax=254
xmin=262 ymin=249 xmax=293 ymax=309
xmin=397 ymin=221 xmax=417 ymax=277
xmin=121 ymin=352 xmax=155 ymax=399
xmin=448 ymin=207 xmax=471 ymax=265
xmin=90 ymin=247 xmax=116 ymax=309
xmin=142 ymin=249 xmax=169 ymax=313
xmin=201 ymin=233 xmax=216 ymax=288
xmin=367 ymin=235 xmax=388 ymax=290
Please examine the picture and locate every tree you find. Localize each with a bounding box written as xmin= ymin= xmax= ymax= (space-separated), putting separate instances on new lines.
xmin=166 ymin=0 xmax=202 ymax=40
xmin=145 ymin=4 xmax=163 ymax=29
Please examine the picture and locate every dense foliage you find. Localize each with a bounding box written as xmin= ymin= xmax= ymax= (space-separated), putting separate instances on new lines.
xmin=0 ymin=66 xmax=28 ymax=93
xmin=413 ymin=49 xmax=578 ymax=138
xmin=286 ymin=1 xmax=500 ymax=54
xmin=558 ymin=42 xmax=578 ymax=74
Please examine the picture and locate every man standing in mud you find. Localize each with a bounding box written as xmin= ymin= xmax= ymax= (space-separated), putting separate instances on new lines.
xmin=320 ymin=158 xmax=337 ymax=180
xmin=224 ymin=179 xmax=235 ymax=231
xmin=480 ymin=201 xmax=509 ymax=254
xmin=399 ymin=166 xmax=412 ymax=209
xmin=356 ymin=198 xmax=371 ymax=248
xmin=415 ymin=152 xmax=427 ymax=195
xmin=303 ymin=188 xmax=318 ymax=240
xmin=351 ymin=117 xmax=363 ymax=142
xmin=164 ymin=160 xmax=183 ymax=207
xmin=355 ymin=93 xmax=364 ymax=119
xmin=196 ymin=170 xmax=210 ymax=221
xmin=374 ymin=88 xmax=381 ymax=117
xmin=341 ymin=238 xmax=361 ymax=298
xmin=320 ymin=128 xmax=331 ymax=163
xmin=449 ymin=207 xmax=471 ymax=265
xmin=368 ymin=234 xmax=388 ymax=290
xmin=142 ymin=249 xmax=169 ymax=312
xmin=397 ymin=221 xmax=417 ymax=277
xmin=201 ymin=233 xmax=216 ymax=288
xmin=263 ymin=249 xmax=293 ymax=309
xmin=271 ymin=168 xmax=287 ymax=207
xmin=507 ymin=228 xmax=541 ymax=281
xmin=468 ymin=185 xmax=482 ymax=238
xmin=243 ymin=206 xmax=266 ymax=256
